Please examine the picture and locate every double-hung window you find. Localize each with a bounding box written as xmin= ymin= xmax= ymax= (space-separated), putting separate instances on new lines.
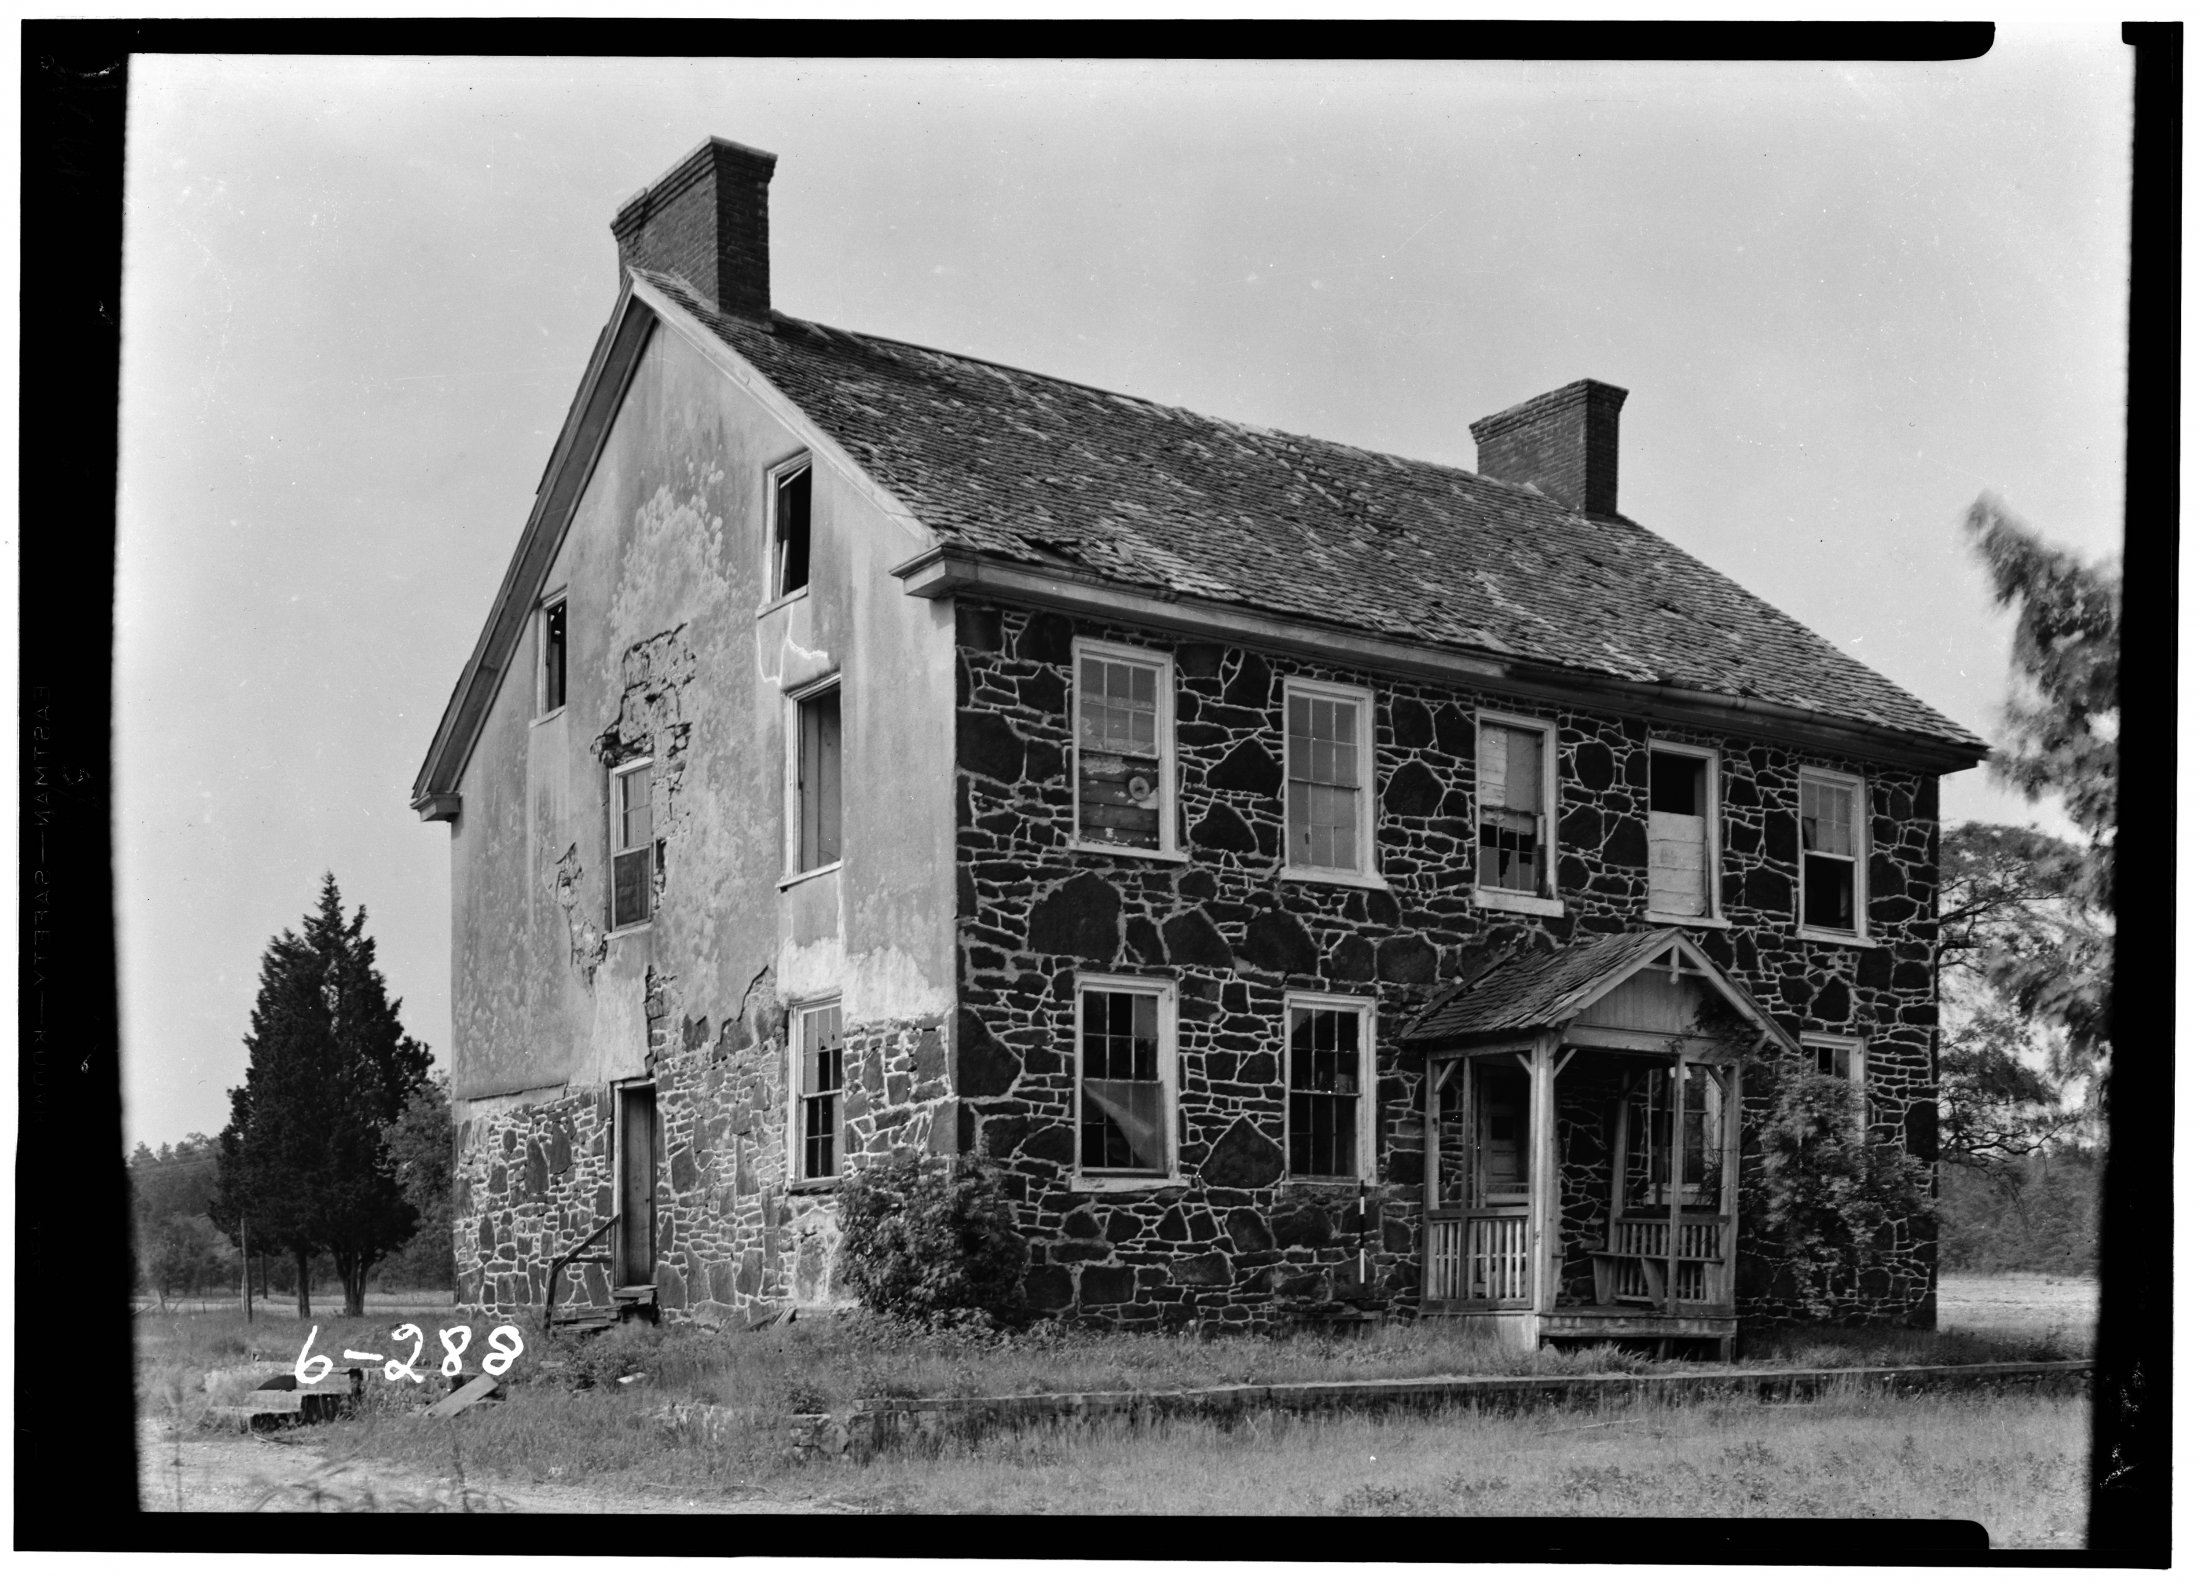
xmin=1646 ymin=743 xmax=1721 ymax=922
xmin=770 ymin=458 xmax=813 ymax=600
xmin=1286 ymin=995 xmax=1374 ymax=1179
xmin=609 ymin=758 xmax=655 ymax=930
xmin=793 ymin=1000 xmax=845 ymax=1181
xmin=1074 ymin=640 xmax=1175 ymax=854
xmin=1076 ymin=976 xmax=1175 ymax=1178
xmin=1475 ymin=712 xmax=1559 ymax=914
xmin=1283 ymin=678 xmax=1377 ymax=883
xmin=1798 ymin=768 xmax=1867 ymax=938
xmin=790 ymin=684 xmax=842 ymax=877
xmin=538 ymin=595 xmax=568 ymax=716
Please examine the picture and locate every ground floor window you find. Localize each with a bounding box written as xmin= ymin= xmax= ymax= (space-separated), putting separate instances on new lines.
xmin=1286 ymin=995 xmax=1372 ymax=1178
xmin=794 ymin=1000 xmax=845 ymax=1180
xmin=1076 ymin=977 xmax=1173 ymax=1176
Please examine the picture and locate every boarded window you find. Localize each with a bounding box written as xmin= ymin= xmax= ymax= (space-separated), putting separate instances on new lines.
xmin=1799 ymin=773 xmax=1861 ymax=932
xmin=610 ymin=760 xmax=654 ymax=929
xmin=1288 ymin=1003 xmax=1364 ymax=1178
xmin=541 ymin=598 xmax=567 ymax=714
xmin=1076 ymin=650 xmax=1165 ymax=850
xmin=797 ymin=1002 xmax=845 ymax=1179
xmin=1477 ymin=721 xmax=1547 ymax=894
xmin=1647 ymin=749 xmax=1709 ymax=917
xmin=796 ymin=689 xmax=842 ymax=872
xmin=1286 ymin=687 xmax=1363 ymax=871
xmin=1079 ymin=987 xmax=1166 ymax=1174
xmin=774 ymin=462 xmax=813 ymax=597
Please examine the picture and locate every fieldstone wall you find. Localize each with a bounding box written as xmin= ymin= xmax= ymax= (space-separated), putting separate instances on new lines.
xmin=952 ymin=601 xmax=1941 ymax=1333
xmin=454 ymin=992 xmax=951 ymax=1325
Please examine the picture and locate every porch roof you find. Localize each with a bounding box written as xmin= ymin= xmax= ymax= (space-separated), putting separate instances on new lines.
xmin=1397 ymin=927 xmax=1791 ymax=1049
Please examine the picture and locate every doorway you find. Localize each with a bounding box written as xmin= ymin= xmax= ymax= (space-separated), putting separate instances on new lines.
xmin=616 ymin=1084 xmax=657 ymax=1288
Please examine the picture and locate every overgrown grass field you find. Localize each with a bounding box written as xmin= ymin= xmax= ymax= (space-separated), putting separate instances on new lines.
xmin=133 ymin=1274 xmax=2092 ymax=1534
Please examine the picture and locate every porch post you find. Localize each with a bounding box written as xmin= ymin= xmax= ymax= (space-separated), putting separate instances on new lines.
xmin=1720 ymin=1056 xmax=1743 ymax=1308
xmin=1527 ymin=1033 xmax=1560 ymax=1315
xmin=1666 ymin=1045 xmax=1686 ymax=1315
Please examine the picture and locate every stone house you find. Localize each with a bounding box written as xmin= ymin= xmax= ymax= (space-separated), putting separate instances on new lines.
xmin=411 ymin=136 xmax=1985 ymax=1353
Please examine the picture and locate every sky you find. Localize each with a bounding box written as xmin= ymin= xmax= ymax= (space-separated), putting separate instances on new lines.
xmin=115 ymin=43 xmax=2132 ymax=1149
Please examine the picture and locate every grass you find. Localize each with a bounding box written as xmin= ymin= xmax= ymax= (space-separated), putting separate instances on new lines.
xmin=134 ymin=1275 xmax=2093 ymax=1533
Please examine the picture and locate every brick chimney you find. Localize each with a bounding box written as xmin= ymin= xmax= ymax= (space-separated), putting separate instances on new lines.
xmin=1468 ymin=379 xmax=1628 ymax=517
xmin=610 ymin=136 xmax=779 ymax=317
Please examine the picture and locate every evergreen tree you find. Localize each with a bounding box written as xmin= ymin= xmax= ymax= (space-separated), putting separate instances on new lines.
xmin=1960 ymin=497 xmax=2118 ymax=1092
xmin=380 ymin=1071 xmax=458 ymax=1293
xmin=213 ymin=875 xmax=433 ymax=1316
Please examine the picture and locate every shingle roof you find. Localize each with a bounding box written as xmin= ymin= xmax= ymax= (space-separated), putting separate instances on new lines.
xmin=1400 ymin=930 xmax=1679 ymax=1044
xmin=645 ymin=270 xmax=1983 ymax=752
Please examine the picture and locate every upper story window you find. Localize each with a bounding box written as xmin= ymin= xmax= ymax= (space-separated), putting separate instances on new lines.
xmin=790 ymin=683 xmax=842 ymax=878
xmin=793 ymin=999 xmax=846 ymax=1182
xmin=1076 ymin=976 xmax=1175 ymax=1179
xmin=1074 ymin=639 xmax=1176 ymax=856
xmin=538 ymin=595 xmax=568 ymax=716
xmin=1475 ymin=712 xmax=1560 ymax=915
xmin=771 ymin=457 xmax=813 ymax=600
xmin=1798 ymin=768 xmax=1867 ymax=939
xmin=1283 ymin=678 xmax=1378 ymax=884
xmin=1646 ymin=743 xmax=1721 ymax=923
xmin=1286 ymin=994 xmax=1374 ymax=1180
xmin=609 ymin=758 xmax=655 ymax=930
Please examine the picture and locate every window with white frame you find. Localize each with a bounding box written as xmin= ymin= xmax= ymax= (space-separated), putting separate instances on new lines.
xmin=793 ymin=1000 xmax=845 ymax=1180
xmin=1286 ymin=995 xmax=1374 ymax=1179
xmin=1076 ymin=978 xmax=1174 ymax=1177
xmin=1799 ymin=769 xmax=1866 ymax=936
xmin=609 ymin=758 xmax=655 ymax=930
xmin=1646 ymin=744 xmax=1719 ymax=920
xmin=1801 ymin=1034 xmax=1868 ymax=1131
xmin=771 ymin=457 xmax=813 ymax=599
xmin=1284 ymin=679 xmax=1374 ymax=879
xmin=538 ymin=595 xmax=568 ymax=716
xmin=1074 ymin=640 xmax=1173 ymax=853
xmin=790 ymin=684 xmax=842 ymax=875
xmin=1477 ymin=715 xmax=1552 ymax=896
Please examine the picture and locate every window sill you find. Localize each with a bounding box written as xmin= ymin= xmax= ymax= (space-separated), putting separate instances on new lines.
xmin=1286 ymin=1175 xmax=1372 ymax=1189
xmin=1474 ymin=888 xmax=1564 ymax=919
xmin=605 ymin=921 xmax=653 ymax=942
xmin=756 ymin=587 xmax=810 ymax=619
xmin=1280 ymin=865 xmax=1391 ymax=892
xmin=779 ymin=861 xmax=844 ymax=891
xmin=530 ymin=705 xmax=567 ymax=728
xmin=786 ymin=1177 xmax=842 ymax=1195
xmin=1643 ymin=910 xmax=1732 ymax=930
xmin=1796 ymin=926 xmax=1876 ymax=948
xmin=1069 ymin=1175 xmax=1183 ymax=1194
xmin=1070 ymin=841 xmax=1187 ymax=864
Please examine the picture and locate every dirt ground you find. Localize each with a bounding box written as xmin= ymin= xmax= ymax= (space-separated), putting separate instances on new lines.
xmin=133 ymin=1415 xmax=824 ymax=1514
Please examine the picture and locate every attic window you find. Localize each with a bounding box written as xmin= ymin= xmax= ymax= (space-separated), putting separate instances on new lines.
xmin=772 ymin=459 xmax=813 ymax=598
xmin=539 ymin=596 xmax=567 ymax=716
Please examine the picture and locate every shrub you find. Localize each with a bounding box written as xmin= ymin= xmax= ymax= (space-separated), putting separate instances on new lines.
xmin=837 ymin=1152 xmax=1028 ymax=1328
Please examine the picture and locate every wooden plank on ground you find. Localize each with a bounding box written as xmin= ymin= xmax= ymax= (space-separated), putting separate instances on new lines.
xmin=424 ymin=1372 xmax=503 ymax=1419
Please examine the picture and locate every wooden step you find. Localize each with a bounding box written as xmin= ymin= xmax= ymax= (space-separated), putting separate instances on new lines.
xmin=611 ymin=1285 xmax=657 ymax=1302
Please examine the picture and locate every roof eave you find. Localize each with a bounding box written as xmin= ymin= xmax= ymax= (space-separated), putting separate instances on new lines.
xmin=894 ymin=546 xmax=1988 ymax=775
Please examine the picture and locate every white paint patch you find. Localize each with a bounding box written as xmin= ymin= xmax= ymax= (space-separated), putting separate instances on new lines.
xmin=589 ymin=962 xmax=649 ymax=1084
xmin=776 ymin=934 xmax=846 ymax=1005
xmin=840 ymin=941 xmax=950 ymax=1024
xmin=775 ymin=625 xmax=836 ymax=695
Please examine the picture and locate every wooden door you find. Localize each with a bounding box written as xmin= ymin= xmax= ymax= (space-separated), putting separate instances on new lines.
xmin=617 ymin=1086 xmax=657 ymax=1287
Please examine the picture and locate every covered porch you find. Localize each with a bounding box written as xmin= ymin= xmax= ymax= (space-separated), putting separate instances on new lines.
xmin=1402 ymin=929 xmax=1796 ymax=1356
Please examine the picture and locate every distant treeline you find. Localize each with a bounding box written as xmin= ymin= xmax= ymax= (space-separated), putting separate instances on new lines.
xmin=1939 ymin=1147 xmax=2099 ymax=1277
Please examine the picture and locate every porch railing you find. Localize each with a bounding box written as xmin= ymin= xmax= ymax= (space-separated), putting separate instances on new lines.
xmin=1595 ymin=1216 xmax=1730 ymax=1307
xmin=1425 ymin=1209 xmax=1532 ymax=1306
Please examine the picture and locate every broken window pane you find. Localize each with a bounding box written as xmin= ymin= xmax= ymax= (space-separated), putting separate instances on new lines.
xmin=1288 ymin=1005 xmax=1361 ymax=1177
xmin=1477 ymin=722 xmax=1547 ymax=893
xmin=799 ymin=1002 xmax=844 ymax=1178
xmin=1079 ymin=988 xmax=1166 ymax=1173
xmin=542 ymin=599 xmax=567 ymax=713
xmin=1799 ymin=773 xmax=1861 ymax=931
xmin=1076 ymin=651 xmax=1165 ymax=850
xmin=776 ymin=464 xmax=813 ymax=596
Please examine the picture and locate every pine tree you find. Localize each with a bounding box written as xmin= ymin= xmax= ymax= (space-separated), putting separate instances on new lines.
xmin=213 ymin=875 xmax=433 ymax=1316
xmin=1960 ymin=498 xmax=2118 ymax=1095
